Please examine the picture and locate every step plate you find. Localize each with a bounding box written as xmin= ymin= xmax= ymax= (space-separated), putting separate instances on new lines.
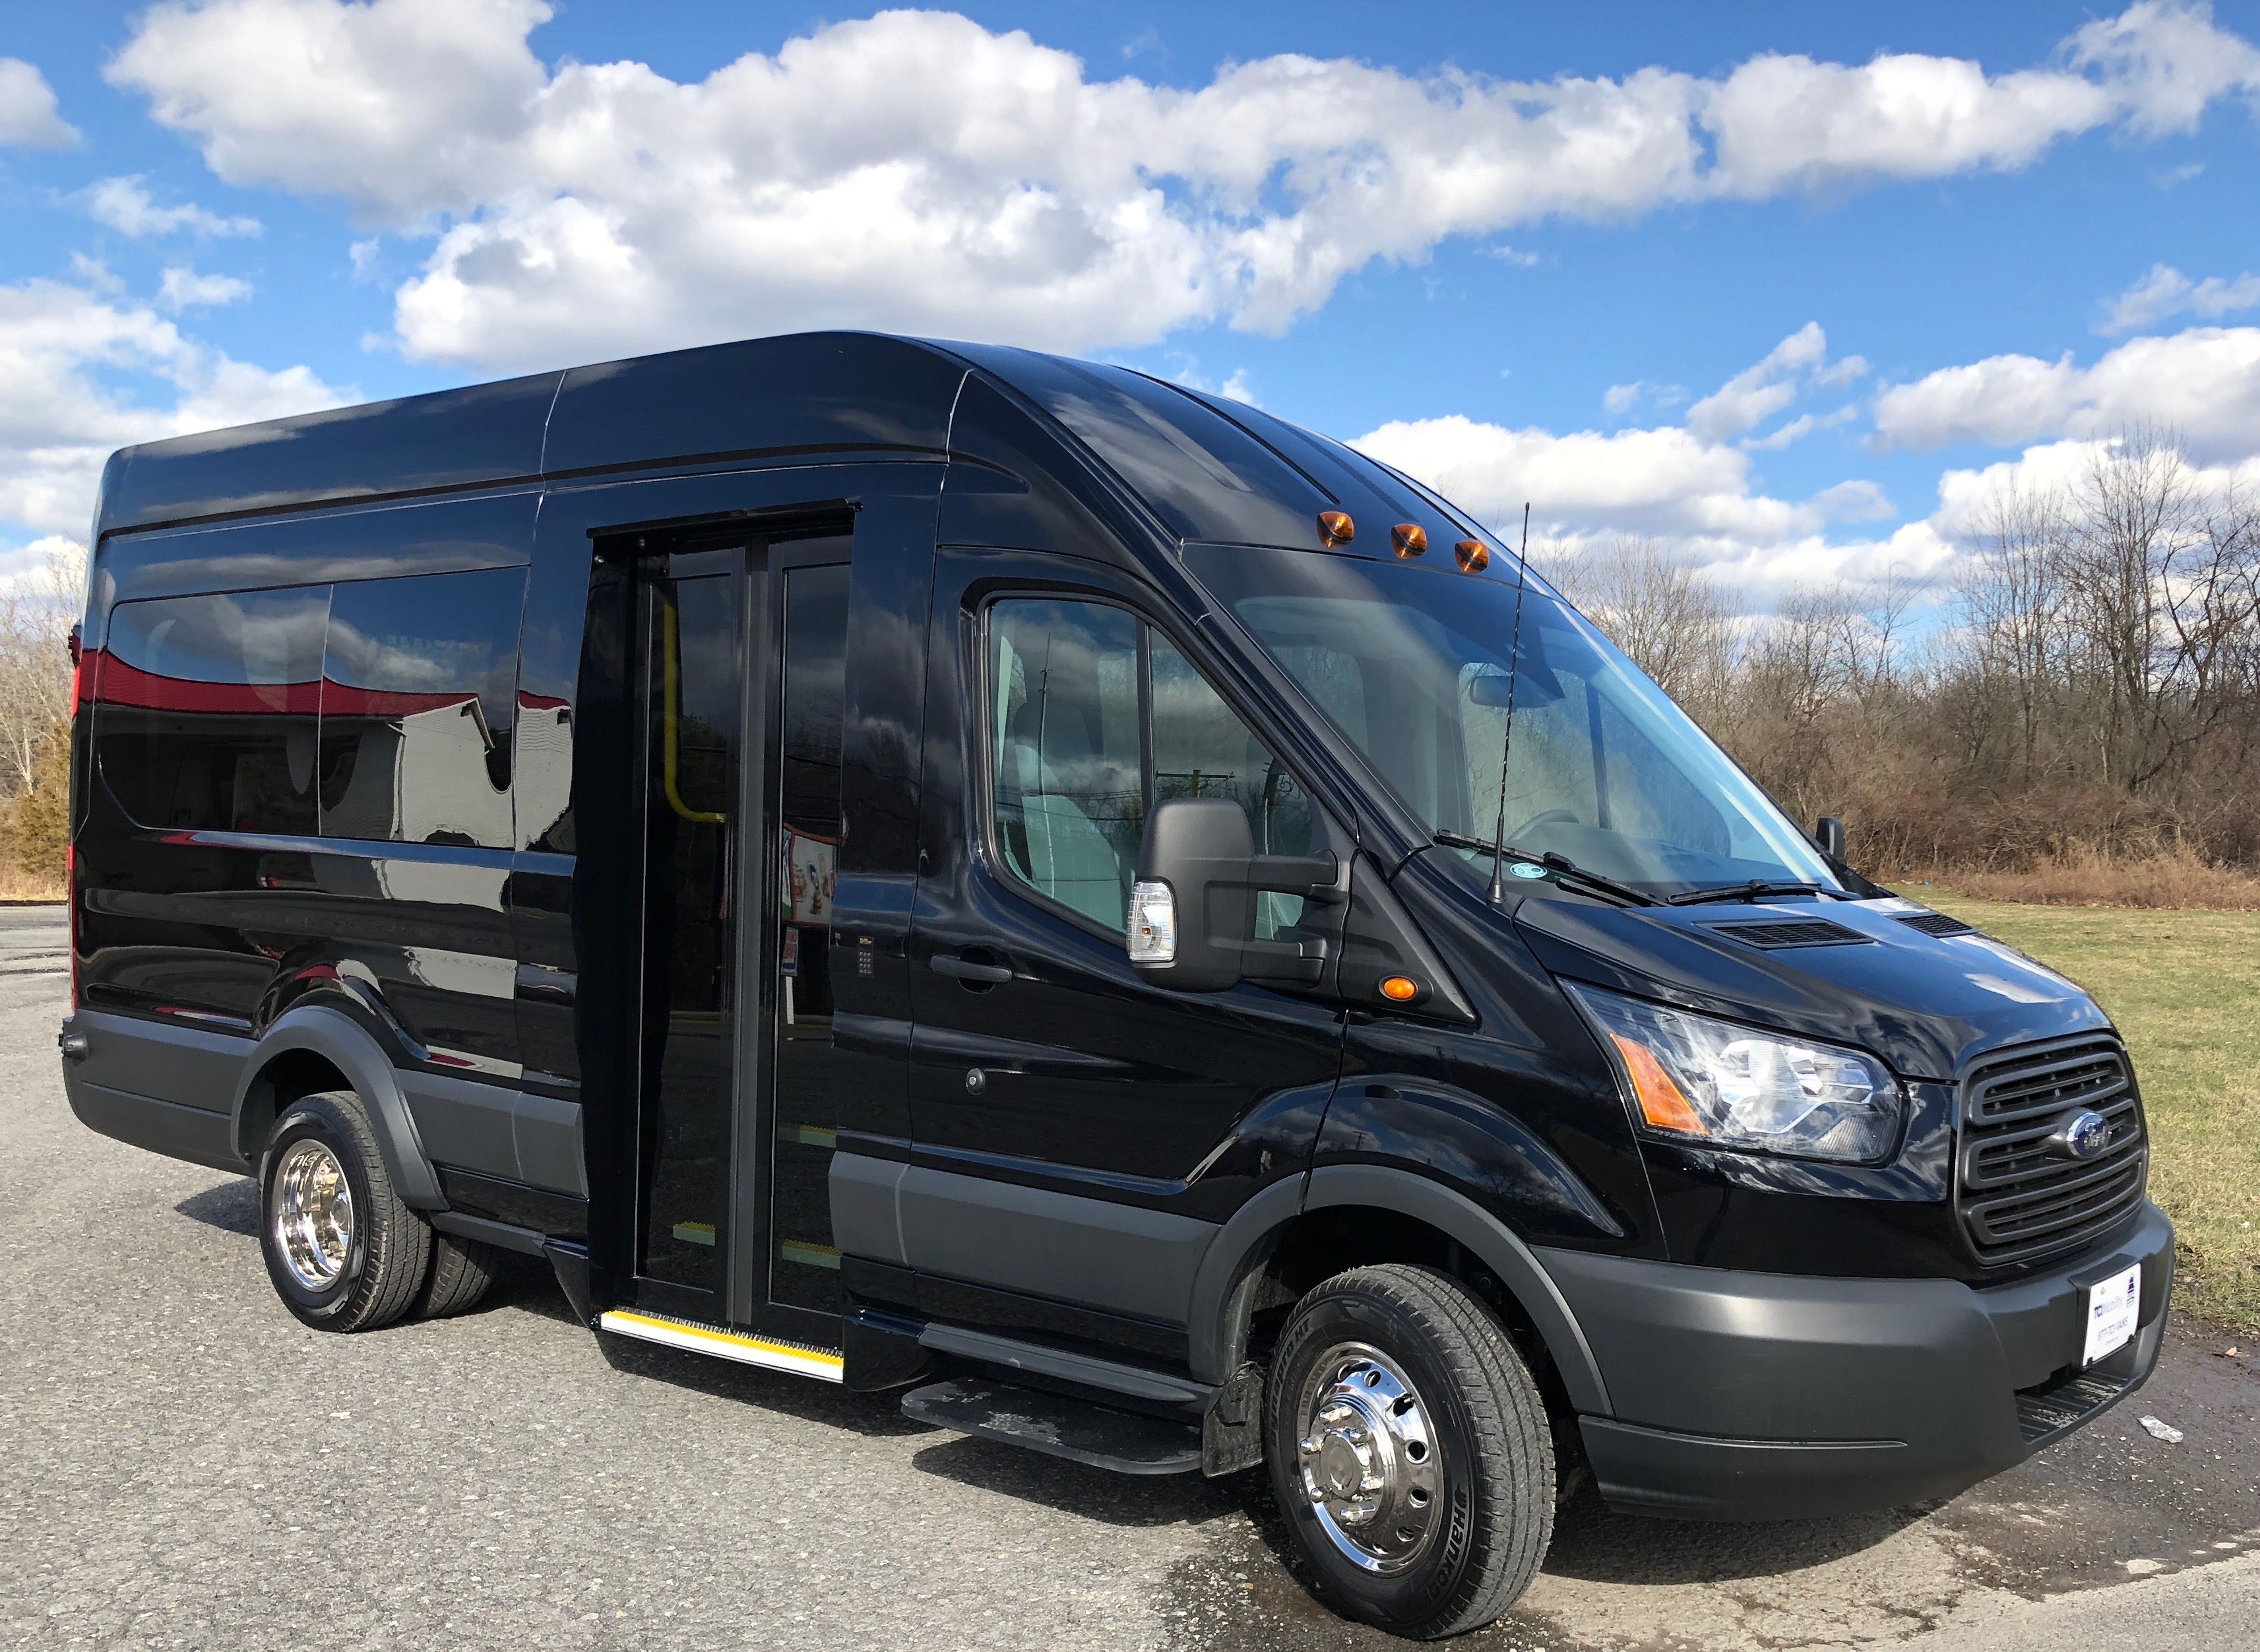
xmin=598 ymin=1309 xmax=842 ymax=1383
xmin=902 ymin=1378 xmax=1201 ymax=1475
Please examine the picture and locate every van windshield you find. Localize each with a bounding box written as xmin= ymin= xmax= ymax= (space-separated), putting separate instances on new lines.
xmin=1183 ymin=546 xmax=1841 ymax=899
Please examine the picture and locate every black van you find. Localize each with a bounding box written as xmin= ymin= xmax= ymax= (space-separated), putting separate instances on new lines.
xmin=60 ymin=332 xmax=2169 ymax=1638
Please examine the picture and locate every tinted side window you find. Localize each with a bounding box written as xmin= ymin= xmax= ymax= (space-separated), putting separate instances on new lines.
xmin=986 ymin=599 xmax=1312 ymax=935
xmin=95 ymin=588 xmax=329 ymax=833
xmin=319 ymin=568 xmax=526 ymax=848
xmin=988 ymin=600 xmax=1144 ymax=929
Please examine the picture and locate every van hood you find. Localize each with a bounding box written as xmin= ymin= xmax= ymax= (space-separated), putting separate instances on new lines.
xmin=1507 ymin=892 xmax=2110 ymax=1081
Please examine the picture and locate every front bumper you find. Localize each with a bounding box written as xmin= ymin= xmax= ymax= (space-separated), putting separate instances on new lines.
xmin=1536 ymin=1201 xmax=2174 ymax=1520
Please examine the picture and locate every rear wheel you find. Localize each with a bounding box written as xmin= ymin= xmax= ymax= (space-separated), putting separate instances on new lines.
xmin=259 ymin=1091 xmax=430 ymax=1333
xmin=1267 ymin=1263 xmax=1554 ymax=1639
xmin=415 ymin=1232 xmax=507 ymax=1319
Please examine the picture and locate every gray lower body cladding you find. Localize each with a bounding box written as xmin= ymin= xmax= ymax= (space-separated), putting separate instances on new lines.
xmin=1539 ymin=1201 xmax=2175 ymax=1519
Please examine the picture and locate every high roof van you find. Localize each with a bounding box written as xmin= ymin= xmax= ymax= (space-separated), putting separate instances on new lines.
xmin=60 ymin=333 xmax=2169 ymax=1638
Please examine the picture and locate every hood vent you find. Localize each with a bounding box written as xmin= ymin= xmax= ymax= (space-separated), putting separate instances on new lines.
xmin=1898 ymin=910 xmax=1976 ymax=937
xmin=1700 ymin=918 xmax=1871 ymax=949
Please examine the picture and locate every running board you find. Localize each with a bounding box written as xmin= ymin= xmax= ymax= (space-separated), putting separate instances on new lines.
xmin=901 ymin=1378 xmax=1201 ymax=1475
xmin=598 ymin=1310 xmax=843 ymax=1383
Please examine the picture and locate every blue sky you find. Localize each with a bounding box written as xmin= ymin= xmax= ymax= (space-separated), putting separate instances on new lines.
xmin=4 ymin=1 xmax=2259 ymax=608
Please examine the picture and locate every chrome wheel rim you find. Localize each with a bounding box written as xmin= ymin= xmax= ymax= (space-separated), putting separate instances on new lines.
xmin=272 ymin=1139 xmax=354 ymax=1291
xmin=1295 ymin=1341 xmax=1443 ymax=1575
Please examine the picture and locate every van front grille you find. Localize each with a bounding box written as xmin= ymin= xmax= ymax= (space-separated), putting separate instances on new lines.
xmin=1956 ymin=1036 xmax=2147 ymax=1267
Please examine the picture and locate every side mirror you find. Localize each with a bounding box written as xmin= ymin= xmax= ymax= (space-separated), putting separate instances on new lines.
xmin=1129 ymin=796 xmax=1337 ymax=993
xmin=1815 ymin=815 xmax=1846 ymax=862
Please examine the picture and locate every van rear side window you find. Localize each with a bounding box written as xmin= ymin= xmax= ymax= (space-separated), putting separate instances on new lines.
xmin=95 ymin=568 xmax=526 ymax=846
xmin=95 ymin=588 xmax=329 ymax=834
xmin=319 ymin=569 xmax=525 ymax=848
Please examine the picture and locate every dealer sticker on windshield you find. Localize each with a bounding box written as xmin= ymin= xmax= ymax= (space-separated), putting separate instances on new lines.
xmin=2083 ymin=1263 xmax=2142 ymax=1366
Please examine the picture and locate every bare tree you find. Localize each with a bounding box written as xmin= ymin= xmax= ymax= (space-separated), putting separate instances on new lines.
xmin=0 ymin=540 xmax=84 ymax=800
xmin=1540 ymin=536 xmax=1740 ymax=718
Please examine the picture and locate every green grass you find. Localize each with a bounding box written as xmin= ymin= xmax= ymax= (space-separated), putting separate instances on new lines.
xmin=1925 ymin=892 xmax=2260 ymax=1335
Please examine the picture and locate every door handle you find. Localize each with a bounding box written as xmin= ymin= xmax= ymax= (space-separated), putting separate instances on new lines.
xmin=929 ymin=953 xmax=1013 ymax=984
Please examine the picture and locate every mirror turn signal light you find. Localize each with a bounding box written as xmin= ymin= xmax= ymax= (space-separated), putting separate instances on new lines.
xmin=1609 ymin=1033 xmax=1710 ymax=1135
xmin=1317 ymin=510 xmax=1355 ymax=547
xmin=1391 ymin=523 xmax=1428 ymax=558
xmin=1455 ymin=538 xmax=1491 ymax=573
xmin=1379 ymin=974 xmax=1421 ymax=1002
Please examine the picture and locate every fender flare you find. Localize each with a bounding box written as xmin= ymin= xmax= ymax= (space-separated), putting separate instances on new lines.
xmin=1186 ymin=1162 xmax=1612 ymax=1416
xmin=229 ymin=1003 xmax=445 ymax=1210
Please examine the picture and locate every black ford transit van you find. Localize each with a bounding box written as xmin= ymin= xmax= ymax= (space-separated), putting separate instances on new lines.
xmin=61 ymin=333 xmax=2170 ymax=1638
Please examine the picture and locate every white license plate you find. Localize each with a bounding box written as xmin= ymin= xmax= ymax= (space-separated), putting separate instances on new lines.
xmin=2083 ymin=1263 xmax=2142 ymax=1365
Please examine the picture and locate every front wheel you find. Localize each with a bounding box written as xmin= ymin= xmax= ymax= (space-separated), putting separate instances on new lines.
xmin=1267 ymin=1264 xmax=1555 ymax=1639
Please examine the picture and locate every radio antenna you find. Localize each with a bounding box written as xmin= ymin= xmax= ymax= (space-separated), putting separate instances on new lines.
xmin=1487 ymin=502 xmax=1532 ymax=905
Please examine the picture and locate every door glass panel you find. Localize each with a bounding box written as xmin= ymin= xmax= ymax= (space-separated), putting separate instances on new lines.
xmin=986 ymin=600 xmax=1143 ymax=930
xmin=639 ymin=568 xmax=741 ymax=1295
xmin=1149 ymin=635 xmax=1313 ymax=936
xmin=982 ymin=601 xmax=1309 ymax=937
xmin=771 ymin=562 xmax=850 ymax=1314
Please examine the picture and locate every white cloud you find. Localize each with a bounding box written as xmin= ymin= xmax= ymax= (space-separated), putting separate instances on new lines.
xmin=1743 ymin=404 xmax=1860 ymax=451
xmin=1930 ymin=435 xmax=2260 ymax=542
xmin=104 ymin=1 xmax=2260 ymax=371
xmin=1871 ymin=326 xmax=2260 ymax=460
xmin=1354 ymin=412 xmax=1899 ymax=553
xmin=1685 ymin=323 xmax=1866 ymax=442
xmin=158 ymin=267 xmax=254 ymax=311
xmin=0 ymin=58 xmax=78 ymax=148
xmin=2100 ymin=262 xmax=2260 ymax=333
xmin=1603 ymin=382 xmax=1645 ymax=416
xmin=85 ymin=175 xmax=261 ymax=239
xmin=0 ymin=277 xmax=348 ymax=545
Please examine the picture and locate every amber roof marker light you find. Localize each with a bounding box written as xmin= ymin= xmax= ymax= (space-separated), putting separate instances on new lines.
xmin=1391 ymin=523 xmax=1428 ymax=558
xmin=1317 ymin=510 xmax=1354 ymax=548
xmin=1455 ymin=538 xmax=1491 ymax=573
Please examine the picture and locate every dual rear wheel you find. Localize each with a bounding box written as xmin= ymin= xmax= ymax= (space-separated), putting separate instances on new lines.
xmin=258 ymin=1089 xmax=505 ymax=1333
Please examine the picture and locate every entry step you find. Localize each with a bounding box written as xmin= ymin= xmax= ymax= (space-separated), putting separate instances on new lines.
xmin=597 ymin=1309 xmax=843 ymax=1383
xmin=900 ymin=1378 xmax=1201 ymax=1476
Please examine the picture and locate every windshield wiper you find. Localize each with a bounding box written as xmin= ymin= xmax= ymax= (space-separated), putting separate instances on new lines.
xmin=1432 ymin=831 xmax=1656 ymax=907
xmin=1664 ymin=879 xmax=1834 ymax=906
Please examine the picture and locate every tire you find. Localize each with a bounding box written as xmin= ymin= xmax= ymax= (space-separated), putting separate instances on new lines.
xmin=259 ymin=1091 xmax=431 ymax=1333
xmin=415 ymin=1232 xmax=507 ymax=1319
xmin=1267 ymin=1264 xmax=1554 ymax=1639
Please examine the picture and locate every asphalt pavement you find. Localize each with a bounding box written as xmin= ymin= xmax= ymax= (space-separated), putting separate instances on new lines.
xmin=2 ymin=903 xmax=2255 ymax=1650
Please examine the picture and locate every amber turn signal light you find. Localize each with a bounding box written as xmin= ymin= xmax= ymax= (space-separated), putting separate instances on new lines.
xmin=1379 ymin=975 xmax=1421 ymax=1002
xmin=1610 ymin=1033 xmax=1709 ymax=1135
xmin=1391 ymin=523 xmax=1428 ymax=558
xmin=1454 ymin=538 xmax=1491 ymax=573
xmin=1317 ymin=510 xmax=1354 ymax=547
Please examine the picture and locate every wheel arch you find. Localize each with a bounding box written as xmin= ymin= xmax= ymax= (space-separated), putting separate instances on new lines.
xmin=1187 ymin=1164 xmax=1612 ymax=1416
xmin=231 ymin=1003 xmax=443 ymax=1209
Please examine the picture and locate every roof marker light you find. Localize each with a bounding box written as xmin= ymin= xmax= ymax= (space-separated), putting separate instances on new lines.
xmin=1392 ymin=523 xmax=1428 ymax=558
xmin=1455 ymin=538 xmax=1491 ymax=573
xmin=1317 ymin=511 xmax=1354 ymax=548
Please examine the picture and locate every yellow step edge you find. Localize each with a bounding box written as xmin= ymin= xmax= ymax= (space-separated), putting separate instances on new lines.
xmin=598 ymin=1309 xmax=843 ymax=1383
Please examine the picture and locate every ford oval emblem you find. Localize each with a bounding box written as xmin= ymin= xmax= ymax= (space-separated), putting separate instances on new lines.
xmin=2048 ymin=1108 xmax=2112 ymax=1160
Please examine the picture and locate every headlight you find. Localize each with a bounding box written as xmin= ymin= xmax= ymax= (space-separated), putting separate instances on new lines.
xmin=1562 ymin=982 xmax=1903 ymax=1164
